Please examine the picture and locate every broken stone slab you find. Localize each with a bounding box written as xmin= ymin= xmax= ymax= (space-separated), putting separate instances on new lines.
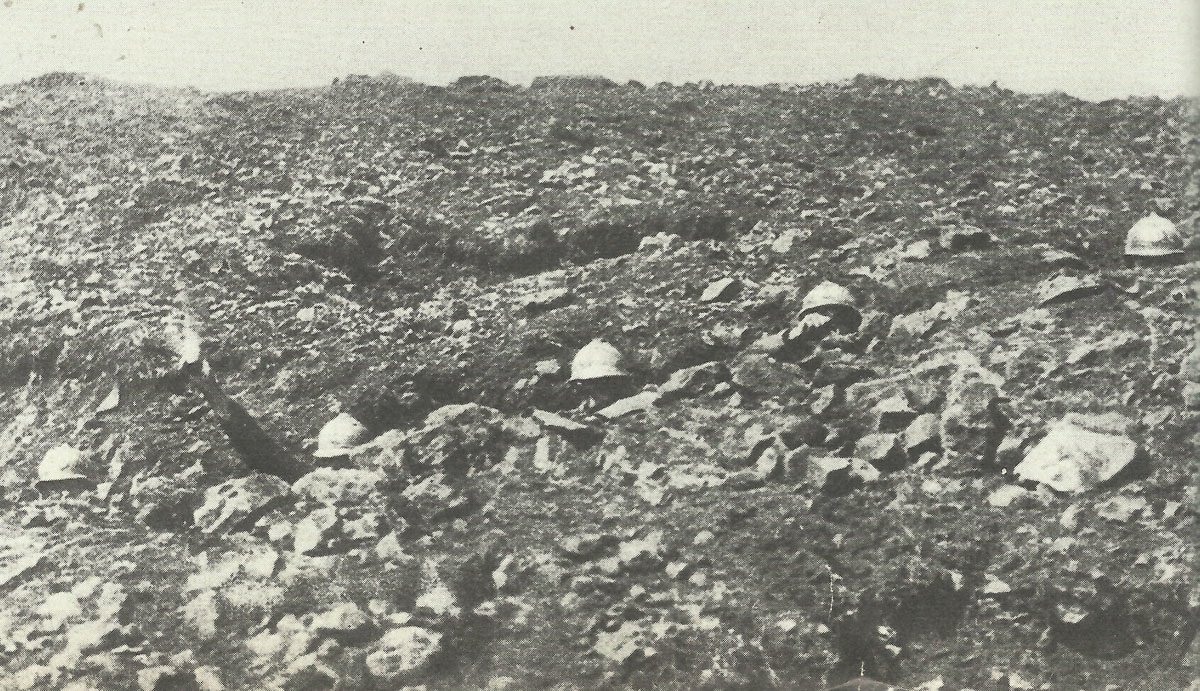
xmin=659 ymin=361 xmax=728 ymax=402
xmin=898 ymin=239 xmax=932 ymax=260
xmin=310 ymin=602 xmax=372 ymax=639
xmin=888 ymin=307 xmax=946 ymax=340
xmin=1013 ymin=413 xmax=1139 ymax=493
xmin=699 ymin=277 xmax=740 ymax=303
xmin=596 ymin=391 xmax=661 ymax=420
xmin=1037 ymin=274 xmax=1103 ymax=306
xmin=194 ymin=475 xmax=292 ymax=535
xmin=616 ymin=530 xmax=664 ymax=571
xmin=559 ymin=533 xmax=619 ymax=560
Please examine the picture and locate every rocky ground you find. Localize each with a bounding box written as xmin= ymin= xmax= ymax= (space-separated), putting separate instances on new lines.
xmin=0 ymin=72 xmax=1197 ymax=690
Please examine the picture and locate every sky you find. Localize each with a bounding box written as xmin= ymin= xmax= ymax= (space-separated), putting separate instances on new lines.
xmin=1 ymin=0 xmax=1195 ymax=100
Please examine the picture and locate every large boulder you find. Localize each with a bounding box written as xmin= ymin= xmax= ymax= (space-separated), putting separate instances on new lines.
xmin=1013 ymin=413 xmax=1139 ymax=493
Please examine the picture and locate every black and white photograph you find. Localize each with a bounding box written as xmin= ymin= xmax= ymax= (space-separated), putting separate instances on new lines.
xmin=0 ymin=1 xmax=1197 ymax=689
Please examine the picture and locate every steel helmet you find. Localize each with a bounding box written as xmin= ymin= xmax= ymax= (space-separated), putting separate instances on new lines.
xmin=314 ymin=413 xmax=371 ymax=458
xmin=570 ymin=339 xmax=627 ymax=381
xmin=800 ymin=281 xmax=856 ymax=315
xmin=37 ymin=444 xmax=87 ymax=483
xmin=1124 ymin=213 xmax=1183 ymax=257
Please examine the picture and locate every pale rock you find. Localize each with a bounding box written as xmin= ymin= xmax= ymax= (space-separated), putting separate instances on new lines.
xmin=365 ymin=627 xmax=442 ymax=682
xmin=520 ymin=287 xmax=572 ymax=312
xmin=854 ymin=432 xmax=906 ymax=470
xmin=1095 ymin=494 xmax=1148 ymax=522
xmin=596 ymin=392 xmax=660 ymax=420
xmin=700 ymin=277 xmax=740 ymax=303
xmin=593 ymin=621 xmax=645 ymax=665
xmin=801 ymin=456 xmax=879 ymax=494
xmin=987 ymin=484 xmax=1030 ymax=508
xmin=1014 ymin=414 xmax=1138 ymax=493
xmin=531 ymin=409 xmax=589 ymax=432
xmin=293 ymin=507 xmax=340 ymax=554
xmin=903 ymin=413 xmax=940 ymax=455
xmin=1037 ymin=274 xmax=1103 ymax=306
xmin=617 ymin=531 xmax=664 ymax=570
xmin=291 ymin=468 xmax=384 ymax=506
xmin=310 ymin=602 xmax=370 ymax=636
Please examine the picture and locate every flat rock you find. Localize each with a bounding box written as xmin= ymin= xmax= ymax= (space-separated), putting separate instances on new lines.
xmin=596 ymin=392 xmax=661 ymax=420
xmin=1013 ymin=414 xmax=1138 ymax=492
xmin=293 ymin=506 xmax=340 ymax=554
xmin=194 ymin=475 xmax=292 ymax=535
xmin=700 ymin=277 xmax=740 ymax=303
xmin=1037 ymin=274 xmax=1103 ymax=306
xmin=531 ymin=409 xmax=590 ymax=432
xmin=1041 ymin=248 xmax=1088 ymax=270
xmin=310 ymin=602 xmax=370 ymax=636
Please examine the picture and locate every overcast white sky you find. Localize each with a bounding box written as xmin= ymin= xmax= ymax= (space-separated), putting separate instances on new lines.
xmin=1 ymin=0 xmax=1195 ymax=99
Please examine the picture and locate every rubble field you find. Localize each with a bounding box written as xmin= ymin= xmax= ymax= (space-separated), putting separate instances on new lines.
xmin=0 ymin=72 xmax=1197 ymax=690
